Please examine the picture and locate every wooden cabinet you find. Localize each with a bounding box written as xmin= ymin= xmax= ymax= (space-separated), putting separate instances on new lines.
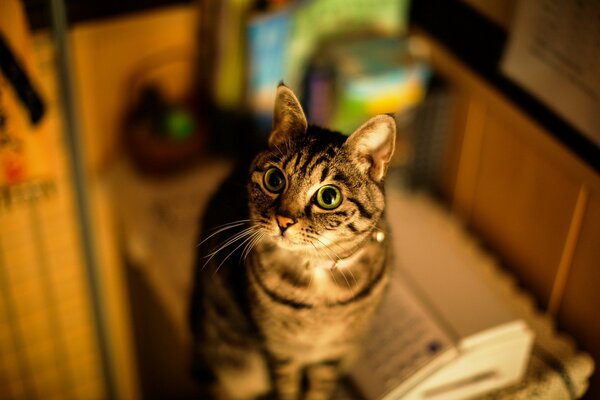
xmin=425 ymin=34 xmax=600 ymax=398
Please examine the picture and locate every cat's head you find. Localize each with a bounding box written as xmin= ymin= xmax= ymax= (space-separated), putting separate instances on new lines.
xmin=248 ymin=84 xmax=395 ymax=254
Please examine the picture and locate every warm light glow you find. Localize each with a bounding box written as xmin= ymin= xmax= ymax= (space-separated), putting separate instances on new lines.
xmin=375 ymin=231 xmax=385 ymax=243
xmin=312 ymin=266 xmax=328 ymax=283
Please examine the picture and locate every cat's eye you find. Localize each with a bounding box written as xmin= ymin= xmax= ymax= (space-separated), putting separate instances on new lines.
xmin=315 ymin=185 xmax=342 ymax=210
xmin=263 ymin=167 xmax=286 ymax=193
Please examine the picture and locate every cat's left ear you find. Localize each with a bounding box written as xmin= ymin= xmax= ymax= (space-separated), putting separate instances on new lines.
xmin=269 ymin=84 xmax=308 ymax=148
xmin=343 ymin=115 xmax=396 ymax=182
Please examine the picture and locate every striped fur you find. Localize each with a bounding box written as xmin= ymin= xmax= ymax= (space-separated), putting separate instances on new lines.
xmin=189 ymin=85 xmax=395 ymax=400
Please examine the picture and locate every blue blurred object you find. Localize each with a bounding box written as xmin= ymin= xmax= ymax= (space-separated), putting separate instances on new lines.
xmin=247 ymin=8 xmax=292 ymax=134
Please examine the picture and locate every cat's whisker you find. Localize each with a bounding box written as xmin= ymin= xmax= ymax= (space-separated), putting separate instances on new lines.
xmin=311 ymin=236 xmax=356 ymax=289
xmin=272 ymin=143 xmax=285 ymax=158
xmin=308 ymin=242 xmax=323 ymax=263
xmin=359 ymin=220 xmax=382 ymax=237
xmin=213 ymin=232 xmax=261 ymax=276
xmin=204 ymin=224 xmax=258 ymax=255
xmin=337 ymin=269 xmax=351 ymax=290
xmin=311 ymin=241 xmax=345 ymax=288
xmin=313 ymin=237 xmax=343 ymax=264
xmin=311 ymin=238 xmax=337 ymax=264
xmin=319 ymin=234 xmax=350 ymax=254
xmin=196 ymin=219 xmax=253 ymax=248
xmin=202 ymin=227 xmax=259 ymax=271
xmin=321 ymin=231 xmax=366 ymax=260
xmin=251 ymin=232 xmax=267 ymax=256
xmin=309 ymin=242 xmax=339 ymax=287
xmin=207 ymin=232 xmax=253 ymax=262
xmin=205 ymin=219 xmax=254 ymax=232
xmin=240 ymin=231 xmax=258 ymax=262
xmin=241 ymin=230 xmax=265 ymax=262
xmin=204 ymin=226 xmax=258 ymax=259
xmin=327 ymin=267 xmax=342 ymax=288
xmin=319 ymin=242 xmax=352 ymax=289
xmin=345 ymin=266 xmax=358 ymax=287
xmin=318 ymin=235 xmax=358 ymax=286
xmin=285 ymin=136 xmax=293 ymax=154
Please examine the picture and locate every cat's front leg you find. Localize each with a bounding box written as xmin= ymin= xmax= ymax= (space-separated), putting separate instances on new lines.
xmin=271 ymin=358 xmax=302 ymax=400
xmin=305 ymin=360 xmax=340 ymax=400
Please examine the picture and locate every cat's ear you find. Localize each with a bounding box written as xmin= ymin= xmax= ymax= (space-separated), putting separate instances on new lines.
xmin=344 ymin=115 xmax=396 ymax=182
xmin=269 ymin=84 xmax=308 ymax=148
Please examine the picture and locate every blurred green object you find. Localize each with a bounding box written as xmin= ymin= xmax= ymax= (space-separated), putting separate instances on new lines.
xmin=285 ymin=0 xmax=411 ymax=90
xmin=306 ymin=36 xmax=431 ymax=134
xmin=163 ymin=108 xmax=195 ymax=140
xmin=122 ymin=85 xmax=207 ymax=175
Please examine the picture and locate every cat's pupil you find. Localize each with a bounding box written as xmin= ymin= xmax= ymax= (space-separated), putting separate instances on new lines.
xmin=322 ymin=188 xmax=336 ymax=205
xmin=268 ymin=173 xmax=282 ymax=188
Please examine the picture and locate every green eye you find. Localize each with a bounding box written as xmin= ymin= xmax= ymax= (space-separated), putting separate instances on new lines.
xmin=316 ymin=185 xmax=342 ymax=209
xmin=264 ymin=167 xmax=286 ymax=193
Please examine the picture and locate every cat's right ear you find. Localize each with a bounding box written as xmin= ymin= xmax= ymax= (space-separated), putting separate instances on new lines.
xmin=343 ymin=114 xmax=396 ymax=182
xmin=269 ymin=84 xmax=307 ymax=148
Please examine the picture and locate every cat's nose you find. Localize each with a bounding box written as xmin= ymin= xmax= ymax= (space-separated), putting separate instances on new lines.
xmin=275 ymin=214 xmax=296 ymax=233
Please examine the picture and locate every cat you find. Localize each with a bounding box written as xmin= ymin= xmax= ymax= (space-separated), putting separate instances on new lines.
xmin=189 ymin=83 xmax=396 ymax=400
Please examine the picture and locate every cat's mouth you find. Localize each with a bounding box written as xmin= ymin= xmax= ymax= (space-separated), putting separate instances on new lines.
xmin=270 ymin=230 xmax=312 ymax=251
xmin=261 ymin=220 xmax=315 ymax=250
xmin=275 ymin=233 xmax=302 ymax=247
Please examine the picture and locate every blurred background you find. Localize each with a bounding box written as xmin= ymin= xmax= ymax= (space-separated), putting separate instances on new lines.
xmin=1 ymin=0 xmax=599 ymax=399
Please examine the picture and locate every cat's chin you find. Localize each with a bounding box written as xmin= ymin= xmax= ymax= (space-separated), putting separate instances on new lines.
xmin=266 ymin=234 xmax=311 ymax=252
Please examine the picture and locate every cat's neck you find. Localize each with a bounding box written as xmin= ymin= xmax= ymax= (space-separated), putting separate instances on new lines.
xmin=253 ymin=227 xmax=386 ymax=272
xmin=247 ymin=231 xmax=388 ymax=305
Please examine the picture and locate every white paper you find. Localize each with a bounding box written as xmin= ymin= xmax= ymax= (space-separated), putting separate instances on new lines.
xmin=501 ymin=0 xmax=600 ymax=147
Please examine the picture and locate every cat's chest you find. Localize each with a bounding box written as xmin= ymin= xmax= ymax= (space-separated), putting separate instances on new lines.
xmin=246 ymin=244 xmax=388 ymax=357
xmin=247 ymin=260 xmax=385 ymax=360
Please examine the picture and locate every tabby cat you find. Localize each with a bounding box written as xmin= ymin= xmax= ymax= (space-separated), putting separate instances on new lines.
xmin=189 ymin=84 xmax=396 ymax=400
